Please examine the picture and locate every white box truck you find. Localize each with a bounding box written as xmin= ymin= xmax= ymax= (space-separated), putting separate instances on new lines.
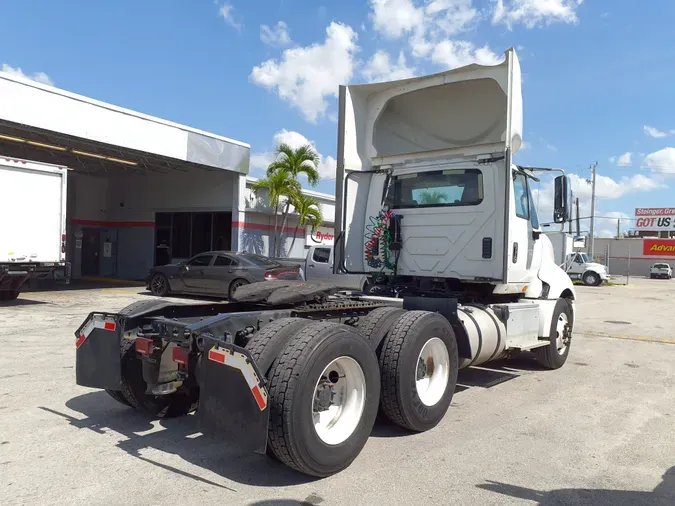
xmin=546 ymin=231 xmax=609 ymax=286
xmin=0 ymin=156 xmax=69 ymax=301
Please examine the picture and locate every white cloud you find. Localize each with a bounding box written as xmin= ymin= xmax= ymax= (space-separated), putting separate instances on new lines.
xmin=546 ymin=143 xmax=558 ymax=152
xmin=430 ymin=40 xmax=502 ymax=68
xmin=251 ymin=129 xmax=337 ymax=180
xmin=492 ymin=0 xmax=583 ymax=29
xmin=609 ymin=152 xmax=632 ymax=166
xmin=533 ymin=172 xmax=662 ymax=237
xmin=368 ymin=0 xmax=494 ymax=72
xmin=643 ymin=125 xmax=669 ymax=138
xmin=218 ymin=3 xmax=241 ymax=29
xmin=643 ymin=147 xmax=675 ymax=174
xmin=362 ymin=50 xmax=416 ymax=83
xmin=260 ymin=21 xmax=291 ymax=47
xmin=250 ymin=22 xmax=358 ymax=123
xmin=1 ymin=64 xmax=54 ymax=86
xmin=369 ymin=0 xmax=425 ymax=39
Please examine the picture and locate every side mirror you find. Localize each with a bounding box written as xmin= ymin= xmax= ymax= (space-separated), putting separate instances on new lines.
xmin=553 ymin=175 xmax=570 ymax=223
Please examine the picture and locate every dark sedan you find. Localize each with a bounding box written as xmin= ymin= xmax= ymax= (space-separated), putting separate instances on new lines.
xmin=146 ymin=251 xmax=301 ymax=299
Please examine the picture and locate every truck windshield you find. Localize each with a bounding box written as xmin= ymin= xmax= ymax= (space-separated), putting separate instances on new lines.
xmin=386 ymin=169 xmax=483 ymax=209
xmin=577 ymin=254 xmax=589 ymax=263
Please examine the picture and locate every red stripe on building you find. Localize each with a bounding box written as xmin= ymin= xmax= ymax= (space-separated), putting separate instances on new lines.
xmin=232 ymin=221 xmax=299 ymax=234
xmin=71 ymin=219 xmax=155 ymax=228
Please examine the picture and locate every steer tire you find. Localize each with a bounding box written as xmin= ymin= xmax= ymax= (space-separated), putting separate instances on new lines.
xmin=120 ymin=343 xmax=199 ymax=418
xmin=583 ymin=271 xmax=600 ymax=286
xmin=379 ymin=310 xmax=458 ymax=432
xmin=266 ymin=321 xmax=380 ymax=477
xmin=105 ymin=389 xmax=133 ymax=407
xmin=534 ymin=298 xmax=573 ymax=370
xmin=356 ymin=306 xmax=406 ymax=353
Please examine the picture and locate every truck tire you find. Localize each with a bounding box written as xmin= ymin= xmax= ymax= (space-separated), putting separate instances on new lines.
xmin=149 ymin=273 xmax=170 ymax=297
xmin=105 ymin=389 xmax=132 ymax=407
xmin=582 ymin=271 xmax=601 ymax=286
xmin=356 ymin=306 xmax=406 ymax=353
xmin=534 ymin=298 xmax=572 ymax=370
xmin=120 ymin=343 xmax=199 ymax=418
xmin=245 ymin=317 xmax=313 ymax=376
xmin=0 ymin=290 xmax=19 ymax=301
xmin=266 ymin=321 xmax=380 ymax=477
xmin=379 ymin=311 xmax=458 ymax=432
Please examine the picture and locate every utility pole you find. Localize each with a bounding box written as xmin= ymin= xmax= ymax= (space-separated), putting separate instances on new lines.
xmin=575 ymin=197 xmax=581 ymax=237
xmin=568 ymin=191 xmax=573 ymax=234
xmin=588 ymin=162 xmax=598 ymax=260
xmin=616 ymin=218 xmax=620 ymax=238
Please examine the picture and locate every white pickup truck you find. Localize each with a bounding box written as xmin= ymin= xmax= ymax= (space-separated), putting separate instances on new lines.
xmin=650 ymin=262 xmax=672 ymax=279
xmin=273 ymin=245 xmax=371 ymax=292
xmin=546 ymin=232 xmax=609 ymax=286
xmin=0 ymin=156 xmax=70 ymax=301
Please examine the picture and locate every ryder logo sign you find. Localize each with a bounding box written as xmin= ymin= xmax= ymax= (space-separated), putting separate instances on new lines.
xmin=643 ymin=239 xmax=675 ymax=257
xmin=307 ymin=227 xmax=335 ymax=245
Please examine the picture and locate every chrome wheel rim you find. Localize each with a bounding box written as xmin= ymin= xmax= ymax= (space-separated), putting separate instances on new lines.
xmin=151 ymin=275 xmax=165 ymax=294
xmin=415 ymin=338 xmax=450 ymax=407
xmin=556 ymin=313 xmax=570 ymax=354
xmin=312 ymin=356 xmax=367 ymax=446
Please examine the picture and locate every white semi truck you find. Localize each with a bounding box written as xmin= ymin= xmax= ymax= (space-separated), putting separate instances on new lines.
xmin=0 ymin=156 xmax=69 ymax=301
xmin=546 ymin=231 xmax=609 ymax=286
xmin=74 ymin=48 xmax=577 ymax=477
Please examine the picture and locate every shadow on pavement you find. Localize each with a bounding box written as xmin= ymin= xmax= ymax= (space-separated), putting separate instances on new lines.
xmin=39 ymin=391 xmax=318 ymax=489
xmin=477 ymin=467 xmax=675 ymax=506
xmin=246 ymin=501 xmax=317 ymax=506
xmin=0 ymin=298 xmax=49 ymax=306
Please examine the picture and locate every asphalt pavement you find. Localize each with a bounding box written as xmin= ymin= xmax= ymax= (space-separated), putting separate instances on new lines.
xmin=0 ymin=278 xmax=674 ymax=506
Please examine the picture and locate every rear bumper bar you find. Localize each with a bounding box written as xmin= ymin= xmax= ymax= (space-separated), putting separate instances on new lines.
xmin=74 ymin=310 xmax=271 ymax=453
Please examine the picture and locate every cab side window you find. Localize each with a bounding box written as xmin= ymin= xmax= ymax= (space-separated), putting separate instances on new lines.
xmin=313 ymin=248 xmax=330 ymax=263
xmin=513 ymin=173 xmax=530 ymax=220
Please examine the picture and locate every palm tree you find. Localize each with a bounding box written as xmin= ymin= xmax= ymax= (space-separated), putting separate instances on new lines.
xmin=250 ymin=171 xmax=301 ymax=257
xmin=417 ymin=190 xmax=448 ymax=205
xmin=266 ymin=143 xmax=320 ymax=255
xmin=288 ymin=194 xmax=323 ymax=255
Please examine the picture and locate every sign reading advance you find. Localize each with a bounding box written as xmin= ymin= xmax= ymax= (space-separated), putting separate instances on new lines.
xmin=635 ymin=208 xmax=675 ymax=231
xmin=643 ymin=239 xmax=675 ymax=256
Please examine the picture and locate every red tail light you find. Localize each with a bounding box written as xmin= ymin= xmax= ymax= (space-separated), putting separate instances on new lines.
xmin=135 ymin=337 xmax=154 ymax=355
xmin=62 ymin=234 xmax=66 ymax=242
xmin=172 ymin=346 xmax=189 ymax=366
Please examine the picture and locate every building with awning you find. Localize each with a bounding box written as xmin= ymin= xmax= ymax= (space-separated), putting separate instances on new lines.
xmin=0 ymin=70 xmax=249 ymax=280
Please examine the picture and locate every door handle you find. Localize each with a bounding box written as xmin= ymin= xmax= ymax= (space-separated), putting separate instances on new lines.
xmin=512 ymin=243 xmax=518 ymax=263
xmin=309 ymin=264 xmax=315 ymax=268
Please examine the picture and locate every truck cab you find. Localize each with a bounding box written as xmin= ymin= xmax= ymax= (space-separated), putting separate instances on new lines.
xmin=335 ymin=47 xmax=575 ymax=307
xmin=564 ymin=252 xmax=610 ymax=286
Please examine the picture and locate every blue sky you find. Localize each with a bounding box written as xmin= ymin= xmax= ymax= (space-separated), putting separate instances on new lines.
xmin=3 ymin=0 xmax=675 ymax=237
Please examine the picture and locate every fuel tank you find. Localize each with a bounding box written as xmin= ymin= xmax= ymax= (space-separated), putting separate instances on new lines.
xmin=456 ymin=304 xmax=507 ymax=368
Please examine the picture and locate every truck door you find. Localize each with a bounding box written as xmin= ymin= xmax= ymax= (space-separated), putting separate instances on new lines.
xmin=179 ymin=253 xmax=214 ymax=292
xmin=508 ymin=171 xmax=542 ymax=283
xmin=306 ymin=246 xmax=332 ymax=280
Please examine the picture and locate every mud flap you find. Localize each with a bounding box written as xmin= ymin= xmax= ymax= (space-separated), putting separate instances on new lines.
xmin=75 ymin=313 xmax=122 ymax=390
xmin=197 ymin=343 xmax=270 ymax=454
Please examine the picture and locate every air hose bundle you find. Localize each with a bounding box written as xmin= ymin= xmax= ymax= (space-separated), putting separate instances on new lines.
xmin=364 ymin=210 xmax=397 ymax=271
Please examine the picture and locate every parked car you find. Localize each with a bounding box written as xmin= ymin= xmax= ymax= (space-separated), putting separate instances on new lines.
xmin=271 ymin=245 xmax=371 ymax=292
xmin=650 ymin=262 xmax=672 ymax=279
xmin=147 ymin=251 xmax=301 ymax=298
